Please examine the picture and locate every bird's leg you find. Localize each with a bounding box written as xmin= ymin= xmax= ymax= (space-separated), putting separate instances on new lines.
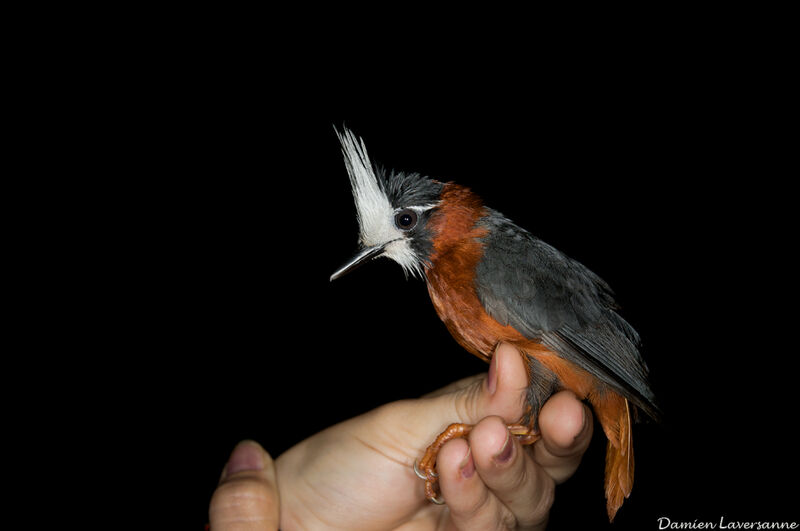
xmin=510 ymin=402 xmax=541 ymax=445
xmin=416 ymin=423 xmax=473 ymax=503
xmin=416 ymin=420 xmax=542 ymax=504
xmin=506 ymin=423 xmax=541 ymax=445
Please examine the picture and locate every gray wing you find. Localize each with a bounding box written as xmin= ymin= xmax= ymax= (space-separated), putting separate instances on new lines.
xmin=475 ymin=211 xmax=660 ymax=419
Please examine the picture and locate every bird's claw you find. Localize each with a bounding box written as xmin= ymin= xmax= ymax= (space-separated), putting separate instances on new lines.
xmin=429 ymin=494 xmax=445 ymax=505
xmin=413 ymin=459 xmax=445 ymax=504
xmin=413 ymin=460 xmax=437 ymax=480
xmin=413 ymin=460 xmax=426 ymax=480
xmin=414 ymin=423 xmax=476 ymax=506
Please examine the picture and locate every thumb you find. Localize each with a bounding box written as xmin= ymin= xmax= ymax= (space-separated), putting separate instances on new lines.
xmin=209 ymin=440 xmax=280 ymax=531
xmin=426 ymin=343 xmax=530 ymax=429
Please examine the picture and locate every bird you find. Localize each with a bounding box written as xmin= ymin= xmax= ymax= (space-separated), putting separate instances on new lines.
xmin=329 ymin=126 xmax=659 ymax=522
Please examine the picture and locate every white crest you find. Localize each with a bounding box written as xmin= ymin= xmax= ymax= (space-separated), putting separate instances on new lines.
xmin=335 ymin=127 xmax=425 ymax=278
xmin=335 ymin=127 xmax=394 ymax=248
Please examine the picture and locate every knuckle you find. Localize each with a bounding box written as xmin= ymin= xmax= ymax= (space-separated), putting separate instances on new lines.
xmin=209 ymin=477 xmax=277 ymax=522
xmin=521 ymin=469 xmax=556 ymax=527
xmin=508 ymin=457 xmax=531 ymax=492
xmin=452 ymin=485 xmax=494 ymax=524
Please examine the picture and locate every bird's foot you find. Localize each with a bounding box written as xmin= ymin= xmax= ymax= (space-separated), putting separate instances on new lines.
xmin=415 ymin=422 xmax=541 ymax=504
xmin=415 ymin=422 xmax=473 ymax=504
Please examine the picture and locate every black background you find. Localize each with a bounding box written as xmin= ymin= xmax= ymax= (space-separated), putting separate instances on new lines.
xmin=45 ymin=28 xmax=797 ymax=529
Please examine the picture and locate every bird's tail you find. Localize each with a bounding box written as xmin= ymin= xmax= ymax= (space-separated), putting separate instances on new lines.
xmin=594 ymin=393 xmax=635 ymax=522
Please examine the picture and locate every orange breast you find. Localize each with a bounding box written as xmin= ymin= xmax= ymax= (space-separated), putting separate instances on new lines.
xmin=424 ymin=184 xmax=544 ymax=356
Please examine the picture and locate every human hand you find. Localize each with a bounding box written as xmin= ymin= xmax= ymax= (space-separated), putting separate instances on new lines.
xmin=275 ymin=343 xmax=594 ymax=530
xmin=209 ymin=440 xmax=280 ymax=530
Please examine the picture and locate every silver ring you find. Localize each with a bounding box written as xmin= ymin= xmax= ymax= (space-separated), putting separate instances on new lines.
xmin=429 ymin=495 xmax=446 ymax=505
xmin=413 ymin=460 xmax=438 ymax=479
xmin=413 ymin=460 xmax=427 ymax=480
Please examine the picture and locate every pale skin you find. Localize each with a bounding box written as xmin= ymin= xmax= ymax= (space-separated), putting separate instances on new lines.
xmin=209 ymin=343 xmax=594 ymax=530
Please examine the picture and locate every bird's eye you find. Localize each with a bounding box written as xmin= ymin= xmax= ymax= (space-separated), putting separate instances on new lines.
xmin=394 ymin=209 xmax=418 ymax=231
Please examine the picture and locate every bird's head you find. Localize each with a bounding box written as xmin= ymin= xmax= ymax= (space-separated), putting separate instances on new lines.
xmin=330 ymin=127 xmax=444 ymax=281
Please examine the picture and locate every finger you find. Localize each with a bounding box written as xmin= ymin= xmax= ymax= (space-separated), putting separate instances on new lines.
xmin=436 ymin=436 xmax=515 ymax=530
xmin=533 ymin=390 xmax=593 ymax=484
xmin=423 ymin=343 xmax=529 ymax=431
xmin=470 ymin=416 xmax=553 ymax=530
xmin=209 ymin=440 xmax=280 ymax=531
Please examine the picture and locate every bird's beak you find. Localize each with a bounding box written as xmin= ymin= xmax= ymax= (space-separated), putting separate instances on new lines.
xmin=329 ymin=242 xmax=390 ymax=281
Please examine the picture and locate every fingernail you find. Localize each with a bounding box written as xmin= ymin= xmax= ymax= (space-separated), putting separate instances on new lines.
xmin=222 ymin=440 xmax=264 ymax=479
xmin=487 ymin=352 xmax=498 ymax=395
xmin=460 ymin=447 xmax=475 ymax=479
xmin=493 ymin=430 xmax=514 ymax=464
